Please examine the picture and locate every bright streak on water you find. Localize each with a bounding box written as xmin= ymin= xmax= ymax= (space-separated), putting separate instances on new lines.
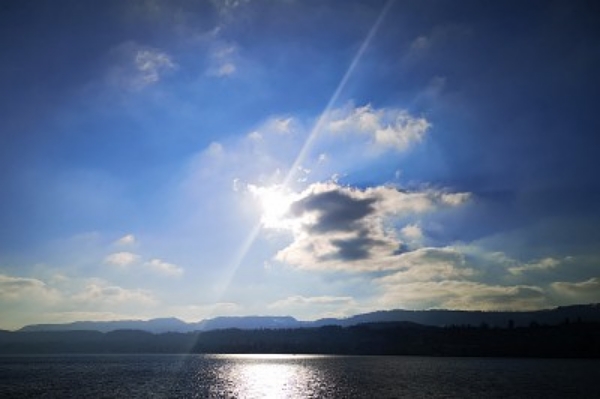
xmin=210 ymin=355 xmax=331 ymax=399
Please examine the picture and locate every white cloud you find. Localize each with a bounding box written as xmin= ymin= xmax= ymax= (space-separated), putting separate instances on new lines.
xmin=145 ymin=258 xmax=184 ymax=277
xmin=73 ymin=283 xmax=156 ymax=306
xmin=104 ymin=251 xmax=182 ymax=277
xmin=377 ymin=280 xmax=548 ymax=311
xmin=39 ymin=311 xmax=144 ymax=324
xmin=104 ymin=251 xmax=140 ymax=267
xmin=326 ymin=104 xmax=430 ymax=151
xmin=400 ymin=223 xmax=423 ymax=243
xmin=115 ymin=234 xmax=136 ymax=246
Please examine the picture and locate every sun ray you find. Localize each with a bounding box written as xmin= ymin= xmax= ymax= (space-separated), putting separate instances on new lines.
xmin=213 ymin=0 xmax=394 ymax=302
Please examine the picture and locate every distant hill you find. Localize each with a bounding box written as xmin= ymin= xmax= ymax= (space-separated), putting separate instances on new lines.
xmin=4 ymin=320 xmax=600 ymax=357
xmin=19 ymin=317 xmax=194 ymax=334
xmin=18 ymin=303 xmax=600 ymax=333
xmin=19 ymin=316 xmax=305 ymax=333
xmin=314 ymin=304 xmax=600 ymax=328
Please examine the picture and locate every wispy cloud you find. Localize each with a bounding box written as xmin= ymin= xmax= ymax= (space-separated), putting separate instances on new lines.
xmin=508 ymin=257 xmax=564 ymax=275
xmin=115 ymin=234 xmax=136 ymax=246
xmin=376 ymin=280 xmax=548 ymax=311
xmin=104 ymin=251 xmax=183 ymax=277
xmin=206 ymin=43 xmax=238 ymax=77
xmin=551 ymin=277 xmax=600 ymax=304
xmin=210 ymin=0 xmax=252 ymax=16
xmin=104 ymin=251 xmax=140 ymax=267
xmin=0 ymin=274 xmax=60 ymax=303
xmin=73 ymin=282 xmax=156 ymax=306
xmin=145 ymin=258 xmax=184 ymax=277
xmin=108 ymin=42 xmax=177 ymax=89
xmin=268 ymin=295 xmax=358 ymax=320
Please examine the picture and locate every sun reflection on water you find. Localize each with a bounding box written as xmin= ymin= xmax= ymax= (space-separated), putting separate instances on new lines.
xmin=208 ymin=354 xmax=331 ymax=398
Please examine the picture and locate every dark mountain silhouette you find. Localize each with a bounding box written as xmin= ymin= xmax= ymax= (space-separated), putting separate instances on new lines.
xmin=3 ymin=319 xmax=600 ymax=357
xmin=18 ymin=304 xmax=600 ymax=333
xmin=314 ymin=304 xmax=600 ymax=328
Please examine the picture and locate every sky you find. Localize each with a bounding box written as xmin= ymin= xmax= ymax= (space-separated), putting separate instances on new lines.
xmin=1 ymin=0 xmax=600 ymax=330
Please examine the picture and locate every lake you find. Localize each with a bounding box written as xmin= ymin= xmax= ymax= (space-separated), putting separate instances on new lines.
xmin=0 ymin=354 xmax=599 ymax=398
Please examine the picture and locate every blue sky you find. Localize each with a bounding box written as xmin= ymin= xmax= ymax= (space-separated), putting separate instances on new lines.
xmin=1 ymin=0 xmax=600 ymax=329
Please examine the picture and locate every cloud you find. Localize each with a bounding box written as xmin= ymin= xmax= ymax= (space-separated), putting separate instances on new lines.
xmin=325 ymin=104 xmax=430 ymax=151
xmin=508 ymin=257 xmax=563 ymax=275
xmin=407 ymin=24 xmax=471 ymax=58
xmin=104 ymin=251 xmax=182 ymax=277
xmin=145 ymin=258 xmax=184 ymax=277
xmin=135 ymin=48 xmax=176 ymax=83
xmin=73 ymin=282 xmax=156 ymax=306
xmin=272 ymin=182 xmax=470 ymax=271
xmin=551 ymin=277 xmax=600 ymax=304
xmin=376 ymin=247 xmax=476 ymax=284
xmin=108 ymin=42 xmax=176 ymax=89
xmin=400 ymin=223 xmax=424 ymax=244
xmin=104 ymin=251 xmax=140 ymax=267
xmin=0 ymin=274 xmax=60 ymax=303
xmin=115 ymin=234 xmax=136 ymax=246
xmin=38 ymin=311 xmax=148 ymax=324
xmin=211 ymin=0 xmax=251 ymax=15
xmin=410 ymin=35 xmax=431 ymax=51
xmin=377 ymin=280 xmax=547 ymax=311
xmin=268 ymin=295 xmax=358 ymax=320
xmin=289 ymin=187 xmax=377 ymax=233
xmin=206 ymin=43 xmax=239 ymax=77
xmin=0 ymin=269 xmax=165 ymax=329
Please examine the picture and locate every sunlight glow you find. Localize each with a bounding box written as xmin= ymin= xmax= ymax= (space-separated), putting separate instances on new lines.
xmin=249 ymin=185 xmax=296 ymax=229
xmin=214 ymin=0 xmax=393 ymax=304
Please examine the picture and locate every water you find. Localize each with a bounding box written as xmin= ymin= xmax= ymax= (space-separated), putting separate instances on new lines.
xmin=0 ymin=354 xmax=598 ymax=398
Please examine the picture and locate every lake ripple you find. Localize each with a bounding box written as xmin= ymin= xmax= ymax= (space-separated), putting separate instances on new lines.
xmin=0 ymin=354 xmax=599 ymax=398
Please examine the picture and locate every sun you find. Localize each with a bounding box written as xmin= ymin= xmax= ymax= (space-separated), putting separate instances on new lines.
xmin=250 ymin=185 xmax=295 ymax=229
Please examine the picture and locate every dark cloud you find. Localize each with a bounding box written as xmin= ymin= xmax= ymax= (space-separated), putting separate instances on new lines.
xmin=327 ymin=230 xmax=388 ymax=262
xmin=290 ymin=189 xmax=376 ymax=233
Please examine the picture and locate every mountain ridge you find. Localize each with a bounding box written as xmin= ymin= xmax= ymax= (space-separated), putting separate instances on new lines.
xmin=18 ymin=303 xmax=600 ymax=333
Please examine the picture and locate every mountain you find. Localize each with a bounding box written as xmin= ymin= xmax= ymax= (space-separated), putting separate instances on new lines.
xmin=18 ymin=304 xmax=600 ymax=333
xmin=4 ymin=320 xmax=600 ymax=357
xmin=194 ymin=316 xmax=303 ymax=331
xmin=19 ymin=316 xmax=304 ymax=334
xmin=19 ymin=317 xmax=193 ymax=334
xmin=314 ymin=304 xmax=600 ymax=328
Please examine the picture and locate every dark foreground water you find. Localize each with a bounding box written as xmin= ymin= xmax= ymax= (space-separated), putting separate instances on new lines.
xmin=1 ymin=354 xmax=599 ymax=398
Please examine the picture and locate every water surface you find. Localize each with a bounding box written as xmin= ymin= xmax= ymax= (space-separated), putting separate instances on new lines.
xmin=1 ymin=354 xmax=598 ymax=398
